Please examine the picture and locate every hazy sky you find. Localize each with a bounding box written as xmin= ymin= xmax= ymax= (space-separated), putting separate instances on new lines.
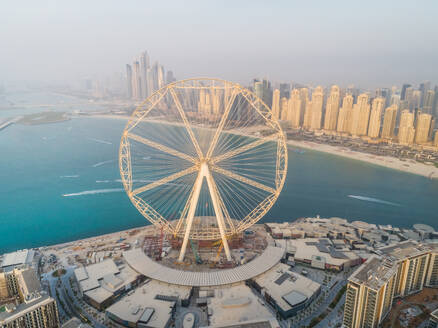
xmin=2 ymin=0 xmax=438 ymax=88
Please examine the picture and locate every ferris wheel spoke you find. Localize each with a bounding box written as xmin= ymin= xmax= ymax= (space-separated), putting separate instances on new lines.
xmin=210 ymin=165 xmax=276 ymax=194
xmin=205 ymin=89 xmax=239 ymax=160
xmin=210 ymin=134 xmax=278 ymax=164
xmin=173 ymin=186 xmax=195 ymax=235
xmin=127 ymin=132 xmax=197 ymax=163
xmin=127 ymin=87 xmax=168 ymax=132
xmin=131 ymin=195 xmax=173 ymax=230
xmin=207 ymin=171 xmax=236 ymax=233
xmin=131 ymin=165 xmax=198 ymax=196
xmin=169 ymin=87 xmax=204 ymax=159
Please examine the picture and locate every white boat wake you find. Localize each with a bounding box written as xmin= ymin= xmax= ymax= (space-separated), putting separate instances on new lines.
xmin=92 ymin=159 xmax=115 ymax=167
xmin=60 ymin=175 xmax=79 ymax=178
xmin=348 ymin=195 xmax=401 ymax=206
xmin=88 ymin=138 xmax=112 ymax=145
xmin=63 ymin=188 xmax=123 ymax=197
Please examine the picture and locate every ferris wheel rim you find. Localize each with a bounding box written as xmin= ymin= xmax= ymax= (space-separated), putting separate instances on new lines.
xmin=119 ymin=78 xmax=288 ymax=240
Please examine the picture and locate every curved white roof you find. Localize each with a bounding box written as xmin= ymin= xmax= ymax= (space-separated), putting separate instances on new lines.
xmin=123 ymin=246 xmax=284 ymax=287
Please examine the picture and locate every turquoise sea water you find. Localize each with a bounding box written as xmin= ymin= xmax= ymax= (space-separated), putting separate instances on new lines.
xmin=1 ymin=92 xmax=438 ymax=252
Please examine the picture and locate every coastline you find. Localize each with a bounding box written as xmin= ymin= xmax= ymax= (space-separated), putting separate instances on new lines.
xmin=287 ymin=139 xmax=438 ymax=179
xmin=89 ymin=113 xmax=438 ymax=180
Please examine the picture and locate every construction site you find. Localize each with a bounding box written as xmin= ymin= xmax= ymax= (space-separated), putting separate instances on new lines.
xmin=141 ymin=222 xmax=270 ymax=272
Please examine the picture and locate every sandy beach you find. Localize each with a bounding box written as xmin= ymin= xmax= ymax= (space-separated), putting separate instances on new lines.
xmin=89 ymin=113 xmax=438 ymax=180
xmin=287 ymin=139 xmax=438 ymax=179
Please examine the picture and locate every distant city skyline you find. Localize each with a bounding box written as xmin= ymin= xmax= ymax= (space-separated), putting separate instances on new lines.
xmin=1 ymin=1 xmax=438 ymax=88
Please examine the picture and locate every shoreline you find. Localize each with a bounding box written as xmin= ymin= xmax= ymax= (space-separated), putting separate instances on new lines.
xmin=89 ymin=113 xmax=438 ymax=180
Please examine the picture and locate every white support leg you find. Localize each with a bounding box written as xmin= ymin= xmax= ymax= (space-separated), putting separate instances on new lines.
xmin=204 ymin=166 xmax=232 ymax=261
xmin=178 ymin=161 xmax=232 ymax=262
xmin=178 ymin=167 xmax=204 ymax=262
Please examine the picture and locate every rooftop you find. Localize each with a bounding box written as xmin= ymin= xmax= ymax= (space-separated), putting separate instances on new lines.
xmin=0 ymin=293 xmax=54 ymax=324
xmin=253 ymin=263 xmax=320 ymax=312
xmin=286 ymin=238 xmax=359 ymax=267
xmin=206 ymin=284 xmax=276 ymax=327
xmin=348 ymin=255 xmax=398 ymax=291
xmin=106 ymin=280 xmax=191 ymax=328
xmin=123 ymin=245 xmax=285 ymax=287
xmin=1 ymin=250 xmax=34 ymax=269
xmin=378 ymin=240 xmax=429 ymax=261
xmin=74 ymin=259 xmax=139 ymax=304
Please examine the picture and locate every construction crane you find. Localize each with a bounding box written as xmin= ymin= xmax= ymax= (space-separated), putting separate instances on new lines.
xmin=214 ymin=243 xmax=224 ymax=262
xmin=189 ymin=239 xmax=202 ymax=264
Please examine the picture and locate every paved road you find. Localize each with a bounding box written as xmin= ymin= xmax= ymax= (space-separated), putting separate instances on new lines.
xmin=43 ymin=266 xmax=106 ymax=328
xmin=289 ymin=278 xmax=347 ymax=328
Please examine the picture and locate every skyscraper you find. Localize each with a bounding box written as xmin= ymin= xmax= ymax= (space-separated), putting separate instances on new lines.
xmin=288 ymin=89 xmax=303 ymax=128
xmin=337 ymin=94 xmax=354 ymax=133
xmin=343 ymin=256 xmax=397 ymax=328
xmin=279 ymin=83 xmax=290 ymax=99
xmin=400 ymin=83 xmax=412 ymax=100
xmin=166 ymin=70 xmax=176 ymax=84
xmin=139 ymin=51 xmax=150 ymax=99
xmin=415 ymin=112 xmax=433 ymax=144
xmin=323 ymin=85 xmax=340 ymax=131
xmin=419 ymin=81 xmax=431 ymax=107
xmin=398 ymin=110 xmax=415 ymax=145
xmin=151 ymin=62 xmax=165 ymax=91
xmin=253 ymin=79 xmax=272 ymax=107
xmin=280 ymin=97 xmax=288 ymax=120
xmin=126 ymin=64 xmax=133 ymax=99
xmin=423 ymin=89 xmax=435 ymax=114
xmin=381 ymin=105 xmax=398 ymax=139
xmin=132 ymin=61 xmax=142 ymax=100
xmin=367 ymin=97 xmax=385 ymax=138
xmin=350 ymin=93 xmax=370 ymax=136
xmin=310 ymin=86 xmax=324 ymax=130
xmin=271 ymin=89 xmax=281 ymax=120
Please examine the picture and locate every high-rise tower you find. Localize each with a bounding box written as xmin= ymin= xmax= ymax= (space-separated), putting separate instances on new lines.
xmin=323 ymin=85 xmax=341 ymax=131
xmin=350 ymin=93 xmax=370 ymax=136
xmin=415 ymin=113 xmax=433 ymax=144
xmin=381 ymin=105 xmax=398 ymax=139
xmin=337 ymin=94 xmax=354 ymax=133
xmin=139 ymin=51 xmax=150 ymax=99
xmin=398 ymin=110 xmax=415 ymax=145
xmin=288 ymin=89 xmax=303 ymax=128
xmin=368 ymin=97 xmax=385 ymax=138
xmin=132 ymin=61 xmax=142 ymax=100
xmin=126 ymin=64 xmax=133 ymax=99
xmin=310 ymin=86 xmax=324 ymax=130
xmin=271 ymin=89 xmax=281 ymax=120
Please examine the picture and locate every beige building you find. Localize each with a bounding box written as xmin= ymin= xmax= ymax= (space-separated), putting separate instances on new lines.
xmin=398 ymin=110 xmax=415 ymax=145
xmin=381 ymin=105 xmax=398 ymax=139
xmin=271 ymin=89 xmax=281 ymax=120
xmin=0 ymin=267 xmax=59 ymax=328
xmin=323 ymin=85 xmax=341 ymax=131
xmin=415 ymin=112 xmax=433 ymax=144
xmin=337 ymin=94 xmax=354 ymax=133
xmin=343 ymin=256 xmax=397 ymax=328
xmin=344 ymin=241 xmax=438 ymax=328
xmin=280 ymin=97 xmax=288 ymax=120
xmin=367 ymin=97 xmax=385 ymax=138
xmin=310 ymin=86 xmax=324 ymax=130
xmin=303 ymin=100 xmax=312 ymax=129
xmin=288 ymin=89 xmax=303 ymax=128
xmin=0 ymin=294 xmax=60 ymax=328
xmin=350 ymin=94 xmax=370 ymax=136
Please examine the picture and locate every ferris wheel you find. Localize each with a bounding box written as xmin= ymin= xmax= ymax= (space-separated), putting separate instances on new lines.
xmin=119 ymin=78 xmax=287 ymax=261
